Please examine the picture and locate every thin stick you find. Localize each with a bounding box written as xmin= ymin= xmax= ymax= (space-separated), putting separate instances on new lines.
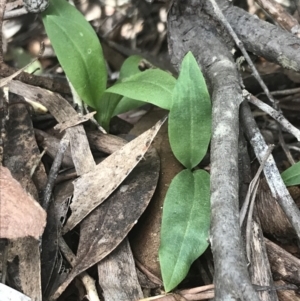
xmin=245 ymin=91 xmax=300 ymax=141
xmin=42 ymin=135 xmax=69 ymax=210
xmin=241 ymin=101 xmax=300 ymax=242
xmin=240 ymin=144 xmax=274 ymax=227
xmin=245 ymin=179 xmax=260 ymax=263
xmin=278 ymin=126 xmax=296 ymax=165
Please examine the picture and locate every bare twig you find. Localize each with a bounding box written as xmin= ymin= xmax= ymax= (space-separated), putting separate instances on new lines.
xmin=245 ymin=91 xmax=300 ymax=141
xmin=278 ymin=127 xmax=296 ymax=165
xmin=240 ymin=145 xmax=274 ymax=227
xmin=245 ymin=179 xmax=260 ymax=263
xmin=241 ymin=101 xmax=300 ymax=242
xmin=268 ymin=87 xmax=300 ymax=96
xmin=42 ymin=135 xmax=69 ymax=210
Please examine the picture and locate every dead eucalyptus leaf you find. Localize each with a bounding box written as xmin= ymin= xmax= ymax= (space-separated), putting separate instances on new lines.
xmin=62 ymin=116 xmax=166 ymax=234
xmin=51 ymin=147 xmax=160 ymax=300
xmin=0 ymin=166 xmax=46 ymax=239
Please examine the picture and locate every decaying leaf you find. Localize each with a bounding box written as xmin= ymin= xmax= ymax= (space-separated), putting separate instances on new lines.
xmin=62 ymin=117 xmax=166 ymax=234
xmin=51 ymin=147 xmax=160 ymax=299
xmin=0 ymin=166 xmax=46 ymax=240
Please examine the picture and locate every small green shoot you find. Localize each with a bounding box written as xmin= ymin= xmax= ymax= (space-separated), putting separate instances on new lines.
xmin=42 ymin=0 xmax=107 ymax=109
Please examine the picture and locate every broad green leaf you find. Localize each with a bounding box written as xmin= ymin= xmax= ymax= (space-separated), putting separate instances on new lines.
xmin=159 ymin=169 xmax=210 ymax=292
xmin=106 ymin=69 xmax=176 ymax=110
xmin=42 ymin=0 xmax=107 ymax=109
xmin=281 ymin=161 xmax=300 ymax=186
xmin=119 ymin=55 xmax=143 ymax=80
xmin=112 ymin=97 xmax=145 ymax=116
xmin=169 ymin=51 xmax=211 ymax=169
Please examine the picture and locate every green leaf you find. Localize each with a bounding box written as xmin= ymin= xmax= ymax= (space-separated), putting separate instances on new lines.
xmin=169 ymin=51 xmax=211 ymax=169
xmin=112 ymin=97 xmax=145 ymax=116
xmin=281 ymin=161 xmax=300 ymax=186
xmin=106 ymin=69 xmax=176 ymax=110
xmin=159 ymin=169 xmax=210 ymax=292
xmin=42 ymin=0 xmax=107 ymax=108
xmin=95 ymin=92 xmax=123 ymax=130
xmin=96 ymin=55 xmax=145 ymax=124
xmin=119 ymin=55 xmax=143 ymax=80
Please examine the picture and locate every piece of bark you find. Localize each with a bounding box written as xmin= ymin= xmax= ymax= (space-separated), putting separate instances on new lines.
xmin=97 ymin=238 xmax=143 ymax=301
xmin=4 ymin=96 xmax=47 ymax=301
xmin=265 ymin=238 xmax=300 ymax=285
xmin=274 ymin=280 xmax=300 ymax=301
xmin=129 ymin=109 xmax=183 ymax=278
xmin=256 ymin=179 xmax=296 ymax=238
xmin=87 ymin=131 xmax=127 ymax=154
xmin=249 ymin=214 xmax=279 ymax=301
xmin=0 ymin=166 xmax=46 ymax=240
xmin=7 ymin=237 xmax=41 ymax=301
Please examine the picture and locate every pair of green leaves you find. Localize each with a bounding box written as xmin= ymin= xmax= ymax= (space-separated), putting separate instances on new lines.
xmin=158 ymin=53 xmax=211 ymax=292
xmin=112 ymin=52 xmax=212 ymax=292
xmin=104 ymin=51 xmax=212 ymax=292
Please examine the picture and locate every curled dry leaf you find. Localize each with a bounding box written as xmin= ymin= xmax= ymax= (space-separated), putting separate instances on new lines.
xmin=63 ymin=116 xmax=167 ymax=234
xmin=0 ymin=166 xmax=46 ymax=240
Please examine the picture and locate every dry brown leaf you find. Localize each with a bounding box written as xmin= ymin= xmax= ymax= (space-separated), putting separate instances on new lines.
xmin=51 ymin=147 xmax=160 ymax=300
xmin=62 ymin=116 xmax=166 ymax=234
xmin=0 ymin=166 xmax=46 ymax=239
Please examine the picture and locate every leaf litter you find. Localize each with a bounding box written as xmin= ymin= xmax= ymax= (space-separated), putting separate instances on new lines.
xmin=62 ymin=116 xmax=167 ymax=234
xmin=52 ymin=147 xmax=160 ymax=299
xmin=0 ymin=166 xmax=46 ymax=240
